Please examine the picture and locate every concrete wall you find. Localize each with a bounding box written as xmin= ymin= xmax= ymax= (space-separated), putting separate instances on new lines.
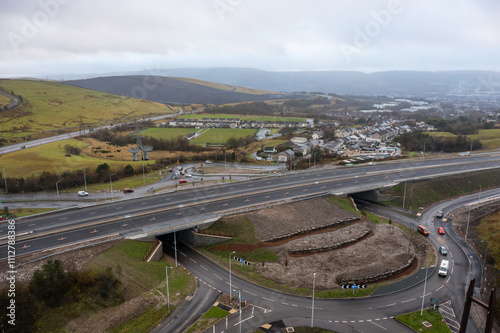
xmin=351 ymin=188 xmax=399 ymax=202
xmin=147 ymin=241 xmax=163 ymax=262
xmin=181 ymin=229 xmax=231 ymax=246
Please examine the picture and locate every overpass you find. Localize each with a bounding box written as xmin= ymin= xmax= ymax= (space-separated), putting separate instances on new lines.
xmin=2 ymin=152 xmax=500 ymax=260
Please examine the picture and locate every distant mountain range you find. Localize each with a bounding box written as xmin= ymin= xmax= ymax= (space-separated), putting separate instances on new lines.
xmin=61 ymin=68 xmax=500 ymax=101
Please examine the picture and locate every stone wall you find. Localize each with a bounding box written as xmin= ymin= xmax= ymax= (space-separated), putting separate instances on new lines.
xmin=181 ymin=229 xmax=231 ymax=246
xmin=288 ymin=229 xmax=371 ymax=255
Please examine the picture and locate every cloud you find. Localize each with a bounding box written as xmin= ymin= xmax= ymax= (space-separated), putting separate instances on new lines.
xmin=0 ymin=0 xmax=499 ymax=77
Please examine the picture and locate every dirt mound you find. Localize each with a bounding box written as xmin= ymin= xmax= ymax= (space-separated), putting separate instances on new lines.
xmin=245 ymin=197 xmax=359 ymax=240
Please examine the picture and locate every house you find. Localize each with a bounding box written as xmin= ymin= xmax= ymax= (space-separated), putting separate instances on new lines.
xmin=311 ymin=131 xmax=323 ymax=140
xmin=275 ymin=149 xmax=295 ymax=163
xmin=291 ymin=137 xmax=308 ymax=145
xmin=263 ymin=146 xmax=277 ymax=154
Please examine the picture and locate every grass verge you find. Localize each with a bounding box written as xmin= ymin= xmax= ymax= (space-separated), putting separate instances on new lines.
xmin=185 ymin=306 xmax=229 ymax=333
xmin=396 ymin=309 xmax=450 ymax=332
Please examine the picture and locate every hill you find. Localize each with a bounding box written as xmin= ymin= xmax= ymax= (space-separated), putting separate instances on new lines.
xmin=62 ymin=76 xmax=299 ymax=105
xmin=68 ymin=68 xmax=500 ymax=98
xmin=0 ymin=79 xmax=174 ymax=140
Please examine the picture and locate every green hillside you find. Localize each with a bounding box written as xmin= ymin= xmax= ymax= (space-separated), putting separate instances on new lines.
xmin=0 ymin=79 xmax=175 ymax=140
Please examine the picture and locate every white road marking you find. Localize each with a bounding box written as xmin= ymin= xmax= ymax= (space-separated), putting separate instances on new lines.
xmin=446 ymin=276 xmax=451 ymax=283
xmin=401 ymin=298 xmax=416 ymax=303
xmin=29 ymin=223 xmax=36 ymax=226
xmin=141 ymin=202 xmax=147 ymax=205
xmin=60 ymin=217 xmax=67 ymax=220
xmin=282 ymin=302 xmax=289 ymax=305
xmin=180 ymin=251 xmax=187 ymax=257
xmin=262 ymin=297 xmax=274 ymax=302
xmin=190 ymin=258 xmax=197 ymax=263
xmin=435 ymin=285 xmax=444 ymax=291
xmin=291 ymin=304 xmax=298 ymax=307
xmin=200 ymin=265 xmax=209 ymax=271
xmin=243 ymin=290 xmax=257 ymax=296
xmin=369 ymin=320 xmax=387 ymax=330
xmin=213 ymin=273 xmax=222 ymax=280
xmin=89 ymin=212 xmax=96 ymax=214
xmin=115 ymin=207 xmax=122 ymax=210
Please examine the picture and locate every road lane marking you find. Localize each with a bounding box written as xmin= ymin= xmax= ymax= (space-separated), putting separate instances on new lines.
xmin=213 ymin=273 xmax=222 ymax=280
xmin=200 ymin=265 xmax=209 ymax=271
xmin=115 ymin=207 xmax=122 ymax=210
xmin=291 ymin=304 xmax=298 ymax=307
xmin=435 ymin=285 xmax=444 ymax=291
xmin=262 ymin=297 xmax=274 ymax=302
xmin=401 ymin=298 xmax=416 ymax=303
xmin=190 ymin=258 xmax=197 ymax=263
xmin=29 ymin=224 xmax=36 ymax=226
xmin=60 ymin=217 xmax=67 ymax=220
xmin=180 ymin=251 xmax=187 ymax=257
xmin=369 ymin=320 xmax=387 ymax=330
xmin=243 ymin=290 xmax=257 ymax=296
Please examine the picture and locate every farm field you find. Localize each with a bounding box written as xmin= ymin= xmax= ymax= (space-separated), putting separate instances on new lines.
xmin=0 ymin=80 xmax=175 ymax=140
xmin=468 ymin=129 xmax=500 ymax=149
xmin=0 ymin=138 xmax=151 ymax=178
xmin=140 ymin=127 xmax=196 ymax=140
xmin=178 ymin=113 xmax=307 ymax=122
xmin=191 ymin=128 xmax=257 ymax=144
xmin=0 ymin=93 xmax=12 ymax=108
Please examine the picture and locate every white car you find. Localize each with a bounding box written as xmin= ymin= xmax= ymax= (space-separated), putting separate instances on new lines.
xmin=205 ymin=160 xmax=213 ymax=164
xmin=78 ymin=191 xmax=88 ymax=196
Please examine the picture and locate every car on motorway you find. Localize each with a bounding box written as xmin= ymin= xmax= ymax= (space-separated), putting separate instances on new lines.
xmin=169 ymin=168 xmax=173 ymax=172
xmin=436 ymin=210 xmax=444 ymax=218
xmin=77 ymin=190 xmax=88 ymax=196
xmin=123 ymin=188 xmax=134 ymax=193
xmin=205 ymin=160 xmax=213 ymax=164
xmin=439 ymin=245 xmax=448 ymax=255
xmin=438 ymin=227 xmax=445 ymax=235
xmin=179 ymin=179 xmax=187 ymax=183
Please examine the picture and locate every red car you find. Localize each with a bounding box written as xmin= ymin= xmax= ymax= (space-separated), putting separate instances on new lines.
xmin=179 ymin=179 xmax=187 ymax=183
xmin=438 ymin=227 xmax=445 ymax=235
xmin=169 ymin=168 xmax=173 ymax=172
xmin=123 ymin=188 xmax=134 ymax=193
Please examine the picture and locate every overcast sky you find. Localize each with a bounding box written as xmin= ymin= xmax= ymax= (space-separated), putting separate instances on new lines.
xmin=1 ymin=0 xmax=499 ymax=78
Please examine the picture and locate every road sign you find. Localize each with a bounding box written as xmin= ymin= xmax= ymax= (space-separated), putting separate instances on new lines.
xmin=352 ymin=284 xmax=357 ymax=290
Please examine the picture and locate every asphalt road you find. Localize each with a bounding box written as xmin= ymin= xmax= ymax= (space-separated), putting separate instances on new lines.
xmin=2 ymin=153 xmax=500 ymax=262
xmin=157 ymin=189 xmax=494 ymax=333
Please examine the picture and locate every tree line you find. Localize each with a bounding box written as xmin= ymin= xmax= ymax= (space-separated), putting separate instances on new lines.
xmin=395 ymin=131 xmax=482 ymax=153
xmin=0 ymin=163 xmax=149 ymax=194
xmin=0 ymin=260 xmax=122 ymax=332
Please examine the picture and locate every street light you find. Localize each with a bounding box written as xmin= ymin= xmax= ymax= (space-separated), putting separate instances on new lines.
xmin=110 ymin=174 xmax=114 ymax=200
xmin=56 ymin=181 xmax=60 ymax=208
xmin=174 ymin=227 xmax=178 ymax=267
xmin=166 ymin=266 xmax=173 ymax=313
xmin=311 ymin=272 xmax=316 ymax=327
xmin=82 ymin=167 xmax=87 ymax=192
xmin=229 ymin=250 xmax=236 ymax=299
xmin=420 ymin=266 xmax=434 ymax=315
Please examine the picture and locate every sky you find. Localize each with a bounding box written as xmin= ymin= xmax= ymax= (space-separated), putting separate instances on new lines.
xmin=1 ymin=0 xmax=500 ymax=78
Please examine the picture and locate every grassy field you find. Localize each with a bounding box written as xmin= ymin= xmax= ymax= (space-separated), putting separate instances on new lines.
xmin=0 ymin=138 xmax=151 ymax=178
xmin=424 ymin=131 xmax=457 ymax=138
xmin=0 ymin=93 xmax=11 ymax=108
xmin=0 ymin=79 xmax=175 ymax=140
xmin=141 ymin=127 xmax=196 ymax=140
xmin=396 ymin=309 xmax=450 ymax=332
xmin=468 ymin=129 xmax=500 ymax=149
xmin=478 ymin=211 xmax=500 ymax=271
xmin=191 ymin=128 xmax=257 ymax=144
xmin=177 ymin=78 xmax=274 ymax=95
xmin=178 ymin=113 xmax=307 ymax=122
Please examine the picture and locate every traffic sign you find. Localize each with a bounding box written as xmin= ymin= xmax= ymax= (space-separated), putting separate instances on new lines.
xmin=352 ymin=284 xmax=357 ymax=290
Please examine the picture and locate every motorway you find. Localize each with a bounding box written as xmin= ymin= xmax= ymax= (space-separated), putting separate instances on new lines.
xmin=2 ymin=153 xmax=499 ymax=332
xmin=2 ymin=152 xmax=500 ymax=260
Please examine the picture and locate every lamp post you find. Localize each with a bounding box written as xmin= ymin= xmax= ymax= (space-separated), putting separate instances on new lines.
xmin=311 ymin=272 xmax=316 ymax=327
xmin=420 ymin=266 xmax=433 ymax=315
xmin=478 ymin=185 xmax=482 ymax=209
xmin=174 ymin=227 xmax=178 ymax=267
xmin=229 ymin=251 xmax=236 ymax=299
xmin=56 ymin=181 xmax=60 ymax=208
xmin=83 ymin=167 xmax=87 ymax=192
xmin=110 ymin=174 xmax=114 ymax=200
xmin=166 ymin=266 xmax=173 ymax=313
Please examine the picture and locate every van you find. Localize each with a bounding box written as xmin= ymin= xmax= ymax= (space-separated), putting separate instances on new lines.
xmin=436 ymin=210 xmax=443 ymax=218
xmin=417 ymin=225 xmax=429 ymax=236
xmin=78 ymin=191 xmax=88 ymax=196
xmin=438 ymin=260 xmax=449 ymax=277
